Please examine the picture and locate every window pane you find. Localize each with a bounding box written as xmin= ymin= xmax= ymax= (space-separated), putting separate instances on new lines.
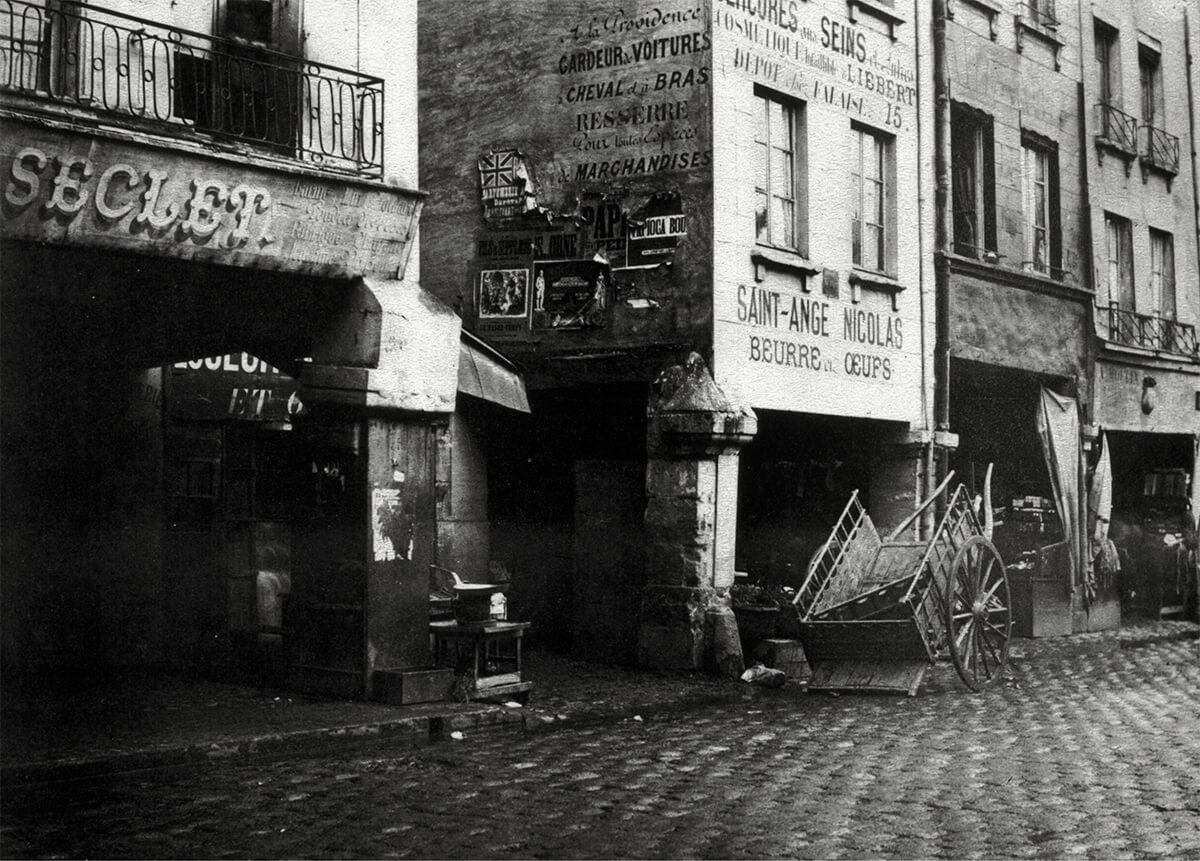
xmin=770 ymin=147 xmax=791 ymax=198
xmin=769 ymin=101 xmax=790 ymax=150
xmin=777 ymin=199 xmax=795 ymax=248
xmin=851 ymin=218 xmax=862 ymax=265
xmin=865 ymin=224 xmax=882 ymax=270
xmin=755 ymin=191 xmax=769 ymax=243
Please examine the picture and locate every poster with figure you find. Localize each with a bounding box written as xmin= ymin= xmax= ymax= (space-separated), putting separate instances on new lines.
xmin=478 ymin=269 xmax=529 ymax=318
xmin=532 ymin=259 xmax=611 ymax=329
xmin=373 ymin=488 xmax=408 ymax=562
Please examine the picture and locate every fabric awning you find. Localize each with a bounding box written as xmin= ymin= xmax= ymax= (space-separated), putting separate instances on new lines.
xmin=458 ymin=330 xmax=529 ymax=413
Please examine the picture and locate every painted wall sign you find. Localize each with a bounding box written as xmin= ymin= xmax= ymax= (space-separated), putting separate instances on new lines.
xmin=0 ymin=120 xmax=422 ymax=279
xmin=533 ymin=259 xmax=611 ymax=329
xmin=169 ymin=353 xmax=302 ymax=422
xmin=1094 ymin=361 xmax=1200 ymax=433
xmin=709 ymin=0 xmax=924 ymax=423
xmin=714 ymin=8 xmax=916 ymax=131
xmin=558 ymin=4 xmax=713 ymax=182
xmin=716 ymin=282 xmax=915 ymax=416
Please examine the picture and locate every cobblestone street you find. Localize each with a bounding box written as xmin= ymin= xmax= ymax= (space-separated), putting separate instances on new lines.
xmin=3 ymin=637 xmax=1198 ymax=860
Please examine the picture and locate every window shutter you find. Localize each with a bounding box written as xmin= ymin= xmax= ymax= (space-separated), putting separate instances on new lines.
xmin=1048 ymin=148 xmax=1062 ymax=277
xmin=982 ymin=114 xmax=997 ymax=253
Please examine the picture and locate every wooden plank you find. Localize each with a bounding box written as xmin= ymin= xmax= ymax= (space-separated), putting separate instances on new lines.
xmin=807 ymin=660 xmax=928 ymax=695
xmin=800 ymin=619 xmax=932 ymax=661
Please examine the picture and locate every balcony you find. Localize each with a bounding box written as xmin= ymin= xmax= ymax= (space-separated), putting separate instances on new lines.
xmin=0 ymin=0 xmax=383 ymax=178
xmin=1094 ymin=103 xmax=1138 ymax=174
xmin=1139 ymin=124 xmax=1180 ymax=186
xmin=1106 ymin=304 xmax=1200 ymax=360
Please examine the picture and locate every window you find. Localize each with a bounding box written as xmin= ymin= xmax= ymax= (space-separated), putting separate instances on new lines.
xmin=1021 ymin=131 xmax=1061 ymax=277
xmin=1104 ymin=213 xmax=1134 ymax=309
xmin=1139 ymin=44 xmax=1163 ymax=128
xmin=173 ymin=0 xmax=298 ymax=152
xmin=1024 ymin=0 xmax=1058 ymax=29
xmin=1095 ymin=19 xmax=1119 ymax=107
xmin=851 ymin=125 xmax=894 ymax=274
xmin=951 ymin=102 xmax=996 ymax=258
xmin=1150 ymin=229 xmax=1176 ymax=320
xmin=754 ymin=89 xmax=807 ymax=254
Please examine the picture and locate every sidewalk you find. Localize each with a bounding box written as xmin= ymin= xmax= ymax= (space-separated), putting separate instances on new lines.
xmin=2 ymin=619 xmax=1195 ymax=788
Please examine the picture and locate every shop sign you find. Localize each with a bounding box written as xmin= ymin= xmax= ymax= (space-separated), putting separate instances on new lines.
xmin=0 ymin=121 xmax=422 ymax=279
xmin=169 ymin=353 xmax=302 ymax=422
xmin=715 ymin=281 xmax=919 ymax=421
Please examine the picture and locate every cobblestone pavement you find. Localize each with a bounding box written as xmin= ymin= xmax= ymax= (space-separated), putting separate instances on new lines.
xmin=3 ymin=637 xmax=1198 ymax=860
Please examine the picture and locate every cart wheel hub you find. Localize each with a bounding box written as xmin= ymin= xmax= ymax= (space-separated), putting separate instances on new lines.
xmin=972 ymin=600 xmax=987 ymax=618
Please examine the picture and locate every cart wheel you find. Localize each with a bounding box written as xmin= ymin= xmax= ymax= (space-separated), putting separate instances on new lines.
xmin=945 ymin=535 xmax=1012 ymax=691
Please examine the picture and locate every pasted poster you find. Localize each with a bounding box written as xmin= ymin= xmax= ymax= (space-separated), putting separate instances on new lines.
xmin=533 ymin=259 xmax=610 ymax=329
xmin=627 ymin=192 xmax=686 ymax=268
xmin=478 ymin=268 xmax=530 ymax=318
xmin=478 ymin=149 xmax=533 ymax=221
xmin=373 ymin=488 xmax=410 ymax=563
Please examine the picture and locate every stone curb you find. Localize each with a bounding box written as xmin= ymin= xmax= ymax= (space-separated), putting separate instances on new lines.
xmin=4 ymin=623 xmax=1194 ymax=788
xmin=518 ymin=689 xmax=750 ymax=735
xmin=1 ymin=704 xmax=524 ymax=789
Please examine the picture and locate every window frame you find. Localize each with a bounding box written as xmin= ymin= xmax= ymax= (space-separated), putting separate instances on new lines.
xmin=753 ymin=86 xmax=808 ymax=257
xmin=1020 ymin=129 xmax=1061 ymax=278
xmin=1094 ymin=18 xmax=1120 ymax=108
xmin=1138 ymin=43 xmax=1164 ymax=130
xmin=850 ymin=122 xmax=896 ymax=276
xmin=1149 ymin=228 xmax=1176 ymax=320
xmin=1104 ymin=212 xmax=1135 ymax=309
xmin=950 ymin=101 xmax=997 ymax=259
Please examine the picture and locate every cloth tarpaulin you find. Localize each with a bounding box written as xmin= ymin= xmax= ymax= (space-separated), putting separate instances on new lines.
xmin=1037 ymin=387 xmax=1083 ymax=592
xmin=1088 ymin=432 xmax=1117 ymax=592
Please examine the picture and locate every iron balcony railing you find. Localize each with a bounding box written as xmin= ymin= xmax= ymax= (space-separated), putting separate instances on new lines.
xmin=1096 ymin=102 xmax=1138 ymax=153
xmin=0 ymin=0 xmax=384 ymax=178
xmin=1106 ymin=303 xmax=1200 ymax=358
xmin=1140 ymin=124 xmax=1180 ymax=174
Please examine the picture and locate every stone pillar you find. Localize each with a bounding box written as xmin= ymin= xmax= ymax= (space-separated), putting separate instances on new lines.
xmin=637 ymin=353 xmax=756 ymax=674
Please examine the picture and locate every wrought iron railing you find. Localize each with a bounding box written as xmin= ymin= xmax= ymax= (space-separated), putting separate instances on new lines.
xmin=1020 ymin=0 xmax=1058 ymax=29
xmin=1106 ymin=303 xmax=1200 ymax=358
xmin=1096 ymin=102 xmax=1138 ymax=153
xmin=1140 ymin=124 xmax=1180 ymax=174
xmin=0 ymin=0 xmax=384 ymax=178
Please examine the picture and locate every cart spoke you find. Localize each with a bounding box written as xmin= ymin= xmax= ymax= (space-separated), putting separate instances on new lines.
xmin=945 ymin=534 xmax=1012 ymax=692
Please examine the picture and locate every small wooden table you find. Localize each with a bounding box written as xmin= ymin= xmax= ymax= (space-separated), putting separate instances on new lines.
xmin=429 ymin=620 xmax=533 ymax=701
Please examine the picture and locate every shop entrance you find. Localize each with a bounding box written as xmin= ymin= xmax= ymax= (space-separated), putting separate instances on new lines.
xmin=736 ymin=411 xmax=876 ymax=592
xmin=1105 ymin=431 xmax=1196 ymax=619
xmin=163 ymin=354 xmax=370 ymax=688
xmin=949 ymin=360 xmax=1084 ymax=636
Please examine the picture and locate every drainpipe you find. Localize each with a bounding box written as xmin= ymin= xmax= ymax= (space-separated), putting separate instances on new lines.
xmin=912 ymin=0 xmax=934 ymax=533
xmin=1185 ymin=9 xmax=1200 ymax=257
xmin=932 ymin=0 xmax=952 ymax=480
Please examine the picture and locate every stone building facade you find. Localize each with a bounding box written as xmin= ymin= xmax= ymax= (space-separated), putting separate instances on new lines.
xmin=418 ymin=0 xmax=939 ymax=669
xmin=0 ymin=0 xmax=525 ymax=698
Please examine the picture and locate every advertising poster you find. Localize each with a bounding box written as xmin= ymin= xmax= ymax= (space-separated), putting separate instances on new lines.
xmin=532 ymin=259 xmax=610 ymax=329
xmin=478 ymin=268 xmax=530 ymax=318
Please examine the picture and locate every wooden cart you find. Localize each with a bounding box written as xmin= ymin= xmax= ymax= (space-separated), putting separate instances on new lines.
xmin=794 ymin=473 xmax=1013 ymax=695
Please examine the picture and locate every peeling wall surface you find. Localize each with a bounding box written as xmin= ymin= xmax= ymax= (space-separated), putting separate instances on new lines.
xmin=710 ymin=0 xmax=928 ymax=425
xmin=418 ymin=0 xmax=714 ymax=384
